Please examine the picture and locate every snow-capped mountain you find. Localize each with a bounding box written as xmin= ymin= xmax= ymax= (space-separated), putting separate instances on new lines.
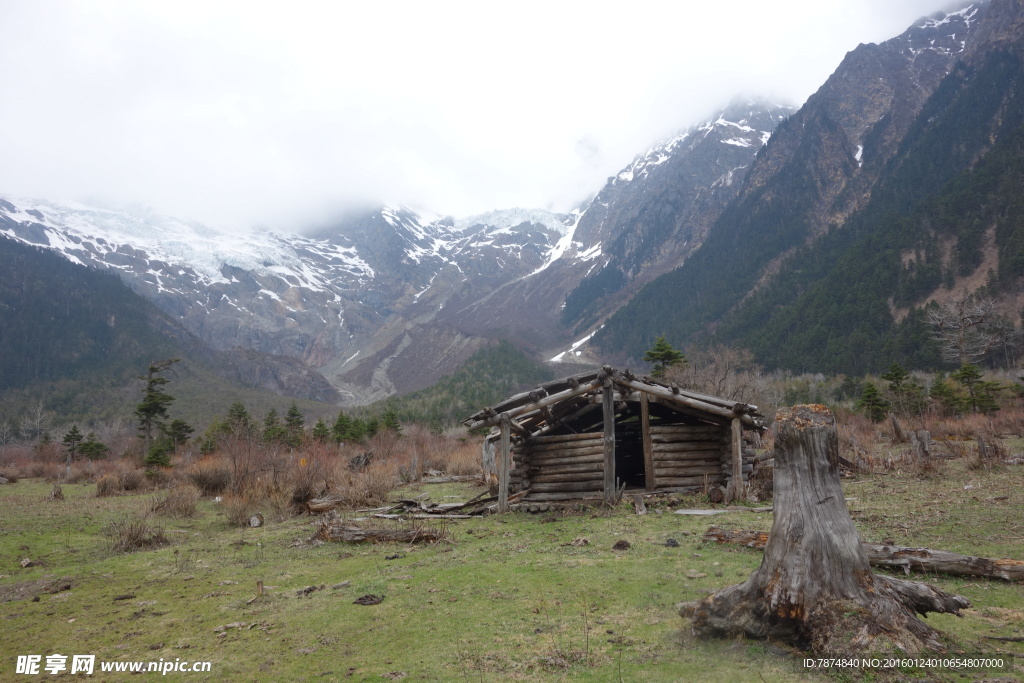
xmin=0 ymin=96 xmax=795 ymax=403
xmin=0 ymin=196 xmax=582 ymax=402
xmin=464 ymin=99 xmax=794 ymax=365
xmin=1 ymin=0 xmax=1009 ymax=405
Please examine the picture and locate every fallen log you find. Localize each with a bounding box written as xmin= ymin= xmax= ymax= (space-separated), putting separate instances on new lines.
xmin=420 ymin=475 xmax=480 ymax=484
xmin=307 ymin=494 xmax=359 ymax=514
xmin=314 ymin=523 xmax=447 ymax=544
xmin=703 ymin=528 xmax=1024 ymax=582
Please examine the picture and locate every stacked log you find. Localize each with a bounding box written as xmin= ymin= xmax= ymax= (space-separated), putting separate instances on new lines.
xmin=524 ymin=433 xmax=604 ymax=495
xmin=717 ymin=429 xmax=755 ymax=492
xmin=509 ymin=443 xmax=528 ymax=491
xmin=650 ymin=424 xmax=727 ymax=488
xmin=509 ymin=423 xmax=750 ymax=500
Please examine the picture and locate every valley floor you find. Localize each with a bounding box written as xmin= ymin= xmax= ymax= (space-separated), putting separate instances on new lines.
xmin=1 ymin=458 xmax=1023 ymax=682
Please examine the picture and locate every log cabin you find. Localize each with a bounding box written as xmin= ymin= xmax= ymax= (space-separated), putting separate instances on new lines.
xmin=462 ymin=365 xmax=766 ymax=511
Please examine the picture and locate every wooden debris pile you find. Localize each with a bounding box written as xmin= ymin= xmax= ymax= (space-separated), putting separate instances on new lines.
xmin=308 ymin=484 xmax=528 ymax=518
xmin=313 ymin=518 xmax=448 ymax=544
xmin=361 ymin=491 xmax=502 ymax=519
xmin=310 ymin=489 xmax=505 ymax=544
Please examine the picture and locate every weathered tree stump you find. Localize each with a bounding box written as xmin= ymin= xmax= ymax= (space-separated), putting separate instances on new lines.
xmin=680 ymin=405 xmax=970 ymax=654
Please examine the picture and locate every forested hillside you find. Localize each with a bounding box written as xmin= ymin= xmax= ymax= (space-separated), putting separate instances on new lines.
xmin=0 ymin=238 xmax=178 ymax=390
xmin=369 ymin=340 xmax=557 ymax=426
xmin=0 ymin=236 xmax=339 ymax=427
xmin=596 ymin=47 xmax=1024 ymax=374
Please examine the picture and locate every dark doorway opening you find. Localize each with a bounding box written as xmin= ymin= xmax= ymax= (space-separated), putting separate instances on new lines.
xmin=615 ymin=426 xmax=646 ymax=489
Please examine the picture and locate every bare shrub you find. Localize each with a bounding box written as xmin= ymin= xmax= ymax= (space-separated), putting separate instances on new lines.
xmin=937 ymin=438 xmax=971 ymax=459
xmin=264 ymin=486 xmax=293 ymax=521
xmin=221 ymin=492 xmax=259 ymax=527
xmin=912 ymin=453 xmax=944 ymax=478
xmin=665 ymin=345 xmax=785 ymax=412
xmin=183 ymin=458 xmax=232 ymax=495
xmin=969 ymin=436 xmax=1007 ymax=471
xmin=286 ymin=446 xmax=333 ymax=507
xmin=0 ymin=468 xmax=18 ymax=483
xmin=926 ymin=414 xmax=988 ymax=441
xmin=989 ymin=404 xmax=1024 ymax=437
xmin=47 ymin=483 xmax=64 ymax=500
xmin=320 ymin=458 xmax=401 ymax=510
xmin=96 ymin=475 xmax=120 ymax=497
xmin=397 ymin=426 xmax=482 ymax=477
xmin=31 ymin=461 xmax=61 ymax=481
xmin=145 ymin=467 xmax=173 ymax=489
xmin=362 ymin=459 xmax=400 ymax=504
xmin=105 ymin=515 xmax=169 ymax=552
xmin=34 ymin=441 xmax=62 ymax=464
xmin=835 ymin=410 xmax=877 ymax=465
xmin=150 ymin=486 xmax=200 ymax=518
xmin=63 ymin=464 xmax=93 ymax=484
xmin=118 ymin=467 xmax=147 ymax=492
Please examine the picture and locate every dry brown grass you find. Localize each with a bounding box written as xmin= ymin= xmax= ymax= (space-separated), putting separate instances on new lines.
xmin=445 ymin=441 xmax=483 ymax=476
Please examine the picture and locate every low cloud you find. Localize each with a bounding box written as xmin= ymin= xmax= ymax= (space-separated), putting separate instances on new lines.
xmin=0 ymin=0 xmax=946 ymax=230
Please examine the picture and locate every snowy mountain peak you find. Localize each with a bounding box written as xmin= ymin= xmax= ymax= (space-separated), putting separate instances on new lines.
xmin=614 ymin=100 xmax=794 ymax=186
xmin=454 ymin=207 xmax=573 ymax=236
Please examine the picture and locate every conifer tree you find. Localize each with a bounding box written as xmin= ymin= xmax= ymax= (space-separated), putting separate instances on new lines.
xmin=78 ymin=432 xmax=109 ymax=460
xmin=929 ymin=373 xmax=963 ymax=416
xmin=284 ymin=403 xmax=305 ymax=447
xmin=263 ymin=408 xmax=286 ymax=444
xmin=950 ymin=364 xmax=1003 ymax=414
xmin=364 ymin=417 xmax=379 ymax=439
xmin=224 ymin=402 xmax=253 ymax=436
xmin=346 ymin=417 xmax=366 ymax=442
xmin=855 ymin=381 xmax=890 ymax=422
xmin=332 ymin=410 xmax=351 ymax=443
xmin=134 ymin=359 xmax=179 ymax=456
xmin=312 ymin=418 xmax=330 ymax=442
xmin=643 ymin=336 xmax=686 ymax=378
xmin=381 ymin=408 xmax=401 ymax=435
xmin=62 ymin=424 xmax=83 ymax=465
xmin=881 ymin=362 xmax=927 ymax=416
xmin=165 ymin=419 xmax=194 ymax=448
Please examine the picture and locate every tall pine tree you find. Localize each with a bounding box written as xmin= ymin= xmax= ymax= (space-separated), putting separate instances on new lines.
xmin=135 ymin=359 xmax=179 ymax=457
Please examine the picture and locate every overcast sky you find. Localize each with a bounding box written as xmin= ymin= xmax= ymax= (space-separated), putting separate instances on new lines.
xmin=1 ymin=0 xmax=956 ymax=230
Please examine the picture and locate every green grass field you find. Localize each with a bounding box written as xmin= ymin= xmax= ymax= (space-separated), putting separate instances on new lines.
xmin=1 ymin=462 xmax=1022 ymax=682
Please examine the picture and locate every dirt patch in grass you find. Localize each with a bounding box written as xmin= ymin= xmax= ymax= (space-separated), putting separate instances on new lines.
xmin=0 ymin=576 xmax=74 ymax=603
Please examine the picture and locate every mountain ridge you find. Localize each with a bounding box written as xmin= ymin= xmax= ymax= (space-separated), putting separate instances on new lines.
xmin=3 ymin=0 xmax=1019 ymax=412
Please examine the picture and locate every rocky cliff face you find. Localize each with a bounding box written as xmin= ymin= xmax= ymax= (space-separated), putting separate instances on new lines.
xmin=593 ymin=0 xmax=1024 ymax=374
xmin=559 ymin=100 xmax=793 ymax=334
xmin=742 ymin=3 xmax=983 ymax=240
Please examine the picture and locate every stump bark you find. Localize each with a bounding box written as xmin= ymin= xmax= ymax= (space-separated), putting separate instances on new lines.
xmin=680 ymin=405 xmax=970 ymax=654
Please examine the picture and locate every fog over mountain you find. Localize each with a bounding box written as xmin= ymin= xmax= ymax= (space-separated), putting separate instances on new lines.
xmin=1 ymin=1 xmax=946 ymax=230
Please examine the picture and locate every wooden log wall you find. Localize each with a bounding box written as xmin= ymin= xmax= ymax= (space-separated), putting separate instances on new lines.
xmin=649 ymin=424 xmax=728 ymax=488
xmin=519 ymin=432 xmax=604 ymax=496
xmin=508 ymin=421 xmax=757 ymax=500
xmin=718 ymin=428 xmax=756 ymax=492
